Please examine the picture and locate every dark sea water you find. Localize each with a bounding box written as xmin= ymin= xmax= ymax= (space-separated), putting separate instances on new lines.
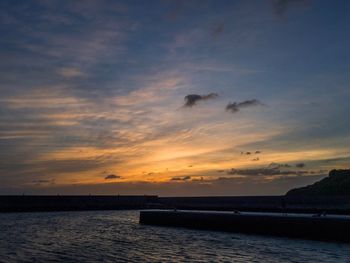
xmin=0 ymin=210 xmax=349 ymax=263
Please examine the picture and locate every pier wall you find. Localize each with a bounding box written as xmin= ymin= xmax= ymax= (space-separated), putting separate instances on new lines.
xmin=1 ymin=195 xmax=350 ymax=214
xmin=0 ymin=195 xmax=158 ymax=212
xmin=158 ymin=196 xmax=350 ymax=214
xmin=140 ymin=210 xmax=350 ymax=242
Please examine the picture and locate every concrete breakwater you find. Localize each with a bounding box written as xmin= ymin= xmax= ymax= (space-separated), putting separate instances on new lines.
xmin=158 ymin=196 xmax=350 ymax=214
xmin=139 ymin=210 xmax=350 ymax=243
xmin=0 ymin=195 xmax=158 ymax=212
xmin=1 ymin=195 xmax=350 ymax=214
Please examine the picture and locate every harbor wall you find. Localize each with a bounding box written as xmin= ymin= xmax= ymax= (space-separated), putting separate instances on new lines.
xmin=1 ymin=195 xmax=350 ymax=214
xmin=140 ymin=210 xmax=350 ymax=242
xmin=0 ymin=195 xmax=158 ymax=212
xmin=158 ymin=196 xmax=350 ymax=214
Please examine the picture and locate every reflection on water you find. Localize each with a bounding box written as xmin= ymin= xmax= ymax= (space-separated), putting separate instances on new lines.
xmin=0 ymin=210 xmax=349 ymax=262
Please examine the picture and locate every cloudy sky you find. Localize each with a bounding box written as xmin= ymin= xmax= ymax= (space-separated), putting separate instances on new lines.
xmin=1 ymin=0 xmax=349 ymax=196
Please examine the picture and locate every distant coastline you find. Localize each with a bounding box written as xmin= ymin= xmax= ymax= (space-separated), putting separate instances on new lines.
xmin=1 ymin=170 xmax=349 ymax=214
xmin=1 ymin=194 xmax=350 ymax=214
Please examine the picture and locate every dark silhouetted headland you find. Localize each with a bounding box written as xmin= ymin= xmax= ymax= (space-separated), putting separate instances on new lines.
xmin=287 ymin=169 xmax=350 ymax=196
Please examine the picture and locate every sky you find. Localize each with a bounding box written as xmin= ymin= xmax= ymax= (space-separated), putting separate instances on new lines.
xmin=0 ymin=0 xmax=350 ymax=196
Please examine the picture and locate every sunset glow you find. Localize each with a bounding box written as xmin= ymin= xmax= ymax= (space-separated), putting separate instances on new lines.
xmin=1 ymin=0 xmax=350 ymax=196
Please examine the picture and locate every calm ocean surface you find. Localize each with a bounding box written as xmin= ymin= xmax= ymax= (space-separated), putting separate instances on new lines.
xmin=0 ymin=210 xmax=349 ymax=263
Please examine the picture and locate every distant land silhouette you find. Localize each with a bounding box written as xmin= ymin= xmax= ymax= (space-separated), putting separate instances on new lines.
xmin=287 ymin=169 xmax=350 ymax=196
xmin=1 ymin=170 xmax=350 ymax=213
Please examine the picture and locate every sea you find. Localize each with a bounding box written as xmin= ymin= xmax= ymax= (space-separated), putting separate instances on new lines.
xmin=0 ymin=210 xmax=349 ymax=262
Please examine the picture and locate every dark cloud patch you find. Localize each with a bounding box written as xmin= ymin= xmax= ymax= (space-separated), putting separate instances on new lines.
xmin=295 ymin=163 xmax=305 ymax=168
xmin=252 ymin=157 xmax=260 ymax=161
xmin=238 ymin=99 xmax=263 ymax=108
xmin=32 ymin=180 xmax=51 ymax=183
xmin=171 ymin=176 xmax=191 ymax=181
xmin=272 ymin=0 xmax=311 ymax=16
xmin=241 ymin=151 xmax=261 ymax=155
xmin=184 ymin=93 xmax=218 ymax=107
xmin=105 ymin=174 xmax=121 ymax=180
xmin=191 ymin=176 xmax=204 ymax=182
xmin=166 ymin=0 xmax=185 ymax=21
xmin=211 ymin=22 xmax=225 ymax=37
xmin=226 ymin=103 xmax=240 ymax=113
xmin=226 ymin=99 xmax=263 ymax=113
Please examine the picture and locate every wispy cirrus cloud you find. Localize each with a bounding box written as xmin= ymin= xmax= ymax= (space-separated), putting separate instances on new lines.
xmin=1 ymin=0 xmax=349 ymax=196
xmin=57 ymin=67 xmax=85 ymax=79
xmin=171 ymin=175 xmax=191 ymax=181
xmin=227 ymin=168 xmax=309 ymax=177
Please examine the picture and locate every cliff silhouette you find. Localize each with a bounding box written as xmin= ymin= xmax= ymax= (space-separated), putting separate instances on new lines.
xmin=287 ymin=169 xmax=350 ymax=196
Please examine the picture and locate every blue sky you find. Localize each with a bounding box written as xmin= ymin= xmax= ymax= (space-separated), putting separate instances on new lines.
xmin=0 ymin=0 xmax=350 ymax=195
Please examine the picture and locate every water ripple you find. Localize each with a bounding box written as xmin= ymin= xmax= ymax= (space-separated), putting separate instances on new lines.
xmin=0 ymin=210 xmax=349 ymax=262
